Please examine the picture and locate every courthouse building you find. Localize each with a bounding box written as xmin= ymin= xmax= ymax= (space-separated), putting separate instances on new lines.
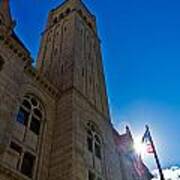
xmin=0 ymin=0 xmax=152 ymax=179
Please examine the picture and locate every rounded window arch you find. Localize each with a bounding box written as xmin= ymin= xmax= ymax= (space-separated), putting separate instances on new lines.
xmin=65 ymin=8 xmax=71 ymax=15
xmin=86 ymin=121 xmax=102 ymax=159
xmin=16 ymin=94 xmax=45 ymax=135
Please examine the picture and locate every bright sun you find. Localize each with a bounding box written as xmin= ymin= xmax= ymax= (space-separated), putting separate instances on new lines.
xmin=134 ymin=138 xmax=146 ymax=156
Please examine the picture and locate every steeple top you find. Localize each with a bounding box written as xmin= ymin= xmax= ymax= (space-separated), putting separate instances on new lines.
xmin=0 ymin=0 xmax=15 ymax=30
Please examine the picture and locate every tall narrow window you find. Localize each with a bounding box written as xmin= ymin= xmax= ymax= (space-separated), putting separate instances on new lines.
xmin=66 ymin=8 xmax=71 ymax=15
xmin=59 ymin=13 xmax=64 ymax=20
xmin=53 ymin=17 xmax=58 ymax=24
xmin=87 ymin=130 xmax=93 ymax=152
xmin=21 ymin=152 xmax=35 ymax=178
xmin=14 ymin=95 xmax=44 ymax=178
xmin=95 ymin=135 xmax=101 ymax=159
xmin=88 ymin=171 xmax=95 ymax=180
xmin=61 ymin=64 xmax=64 ymax=74
xmin=0 ymin=55 xmax=4 ymax=71
xmin=17 ymin=107 xmax=29 ymax=126
xmin=86 ymin=122 xmax=102 ymax=160
xmin=30 ymin=116 xmax=41 ymax=135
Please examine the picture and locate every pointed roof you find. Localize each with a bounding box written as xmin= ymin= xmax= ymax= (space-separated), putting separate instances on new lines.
xmin=0 ymin=0 xmax=14 ymax=28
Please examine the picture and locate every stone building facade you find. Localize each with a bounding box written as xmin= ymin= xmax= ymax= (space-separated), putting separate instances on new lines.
xmin=0 ymin=0 xmax=152 ymax=180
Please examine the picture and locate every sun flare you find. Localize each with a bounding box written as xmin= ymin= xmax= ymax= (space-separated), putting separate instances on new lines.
xmin=134 ymin=138 xmax=146 ymax=156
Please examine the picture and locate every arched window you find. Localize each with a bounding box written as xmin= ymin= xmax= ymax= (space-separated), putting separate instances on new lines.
xmin=53 ymin=17 xmax=58 ymax=24
xmin=10 ymin=95 xmax=45 ymax=178
xmin=16 ymin=95 xmax=44 ymax=135
xmin=86 ymin=122 xmax=102 ymax=160
xmin=0 ymin=55 xmax=4 ymax=71
xmin=59 ymin=13 xmax=64 ymax=20
xmin=66 ymin=8 xmax=71 ymax=15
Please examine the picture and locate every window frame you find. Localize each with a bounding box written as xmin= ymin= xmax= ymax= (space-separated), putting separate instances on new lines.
xmin=16 ymin=95 xmax=44 ymax=135
xmin=86 ymin=122 xmax=102 ymax=160
xmin=12 ymin=95 xmax=45 ymax=178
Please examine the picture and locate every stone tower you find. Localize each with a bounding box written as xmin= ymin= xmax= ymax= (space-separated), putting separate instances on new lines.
xmin=0 ymin=0 xmax=152 ymax=180
xmin=37 ymin=0 xmax=121 ymax=180
xmin=37 ymin=0 xmax=109 ymax=117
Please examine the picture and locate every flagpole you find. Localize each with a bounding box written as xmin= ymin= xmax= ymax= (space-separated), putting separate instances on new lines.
xmin=145 ymin=125 xmax=165 ymax=180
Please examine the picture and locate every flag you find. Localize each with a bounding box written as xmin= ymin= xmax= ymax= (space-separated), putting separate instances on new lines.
xmin=142 ymin=126 xmax=154 ymax=154
xmin=133 ymin=155 xmax=145 ymax=176
xmin=142 ymin=127 xmax=150 ymax=143
xmin=146 ymin=143 xmax=154 ymax=153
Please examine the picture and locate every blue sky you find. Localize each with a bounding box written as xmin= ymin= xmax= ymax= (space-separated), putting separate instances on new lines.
xmin=10 ymin=0 xmax=180 ymax=170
